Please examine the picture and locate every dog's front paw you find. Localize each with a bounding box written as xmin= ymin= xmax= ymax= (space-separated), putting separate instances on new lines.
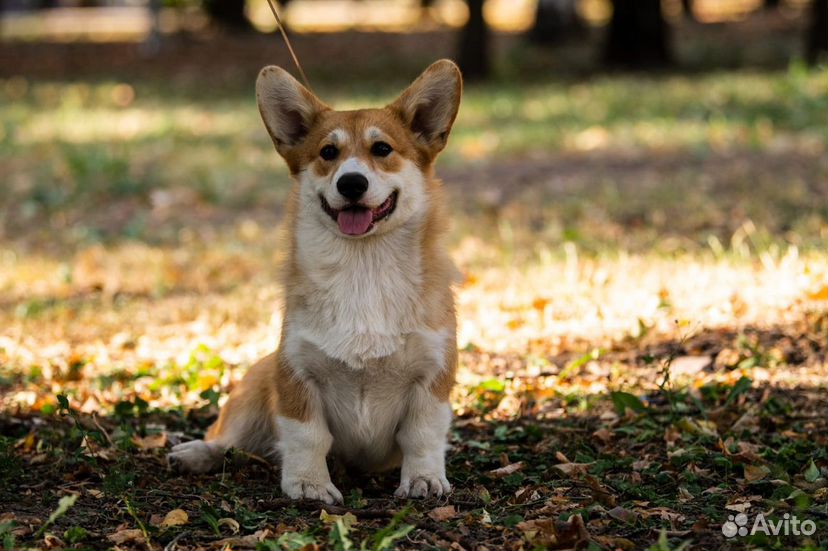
xmin=395 ymin=475 xmax=451 ymax=498
xmin=282 ymin=477 xmax=344 ymax=505
xmin=168 ymin=440 xmax=224 ymax=473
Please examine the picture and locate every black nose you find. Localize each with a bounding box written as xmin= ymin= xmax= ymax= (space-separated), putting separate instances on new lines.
xmin=336 ymin=173 xmax=369 ymax=202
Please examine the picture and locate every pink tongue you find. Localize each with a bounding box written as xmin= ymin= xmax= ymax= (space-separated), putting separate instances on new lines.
xmin=337 ymin=208 xmax=374 ymax=235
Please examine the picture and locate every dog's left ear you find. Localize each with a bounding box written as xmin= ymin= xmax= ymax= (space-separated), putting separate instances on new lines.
xmin=388 ymin=59 xmax=462 ymax=157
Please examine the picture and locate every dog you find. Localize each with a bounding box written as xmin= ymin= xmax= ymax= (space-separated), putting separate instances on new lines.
xmin=168 ymin=60 xmax=463 ymax=504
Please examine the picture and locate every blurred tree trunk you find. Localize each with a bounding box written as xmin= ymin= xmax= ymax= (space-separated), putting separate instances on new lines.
xmin=604 ymin=0 xmax=672 ymax=68
xmin=458 ymin=0 xmax=490 ymax=81
xmin=806 ymin=0 xmax=827 ymax=64
xmin=681 ymin=0 xmax=695 ymax=20
xmin=204 ymin=0 xmax=252 ymax=31
xmin=529 ymin=0 xmax=584 ymax=45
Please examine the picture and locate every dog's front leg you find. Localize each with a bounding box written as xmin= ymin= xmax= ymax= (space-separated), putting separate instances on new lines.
xmin=394 ymin=389 xmax=452 ymax=498
xmin=277 ymin=417 xmax=339 ymax=506
xmin=277 ymin=411 xmax=343 ymax=504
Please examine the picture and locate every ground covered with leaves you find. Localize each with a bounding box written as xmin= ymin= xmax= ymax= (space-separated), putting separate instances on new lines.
xmin=2 ymin=313 xmax=827 ymax=551
xmin=1 ymin=20 xmax=827 ymax=551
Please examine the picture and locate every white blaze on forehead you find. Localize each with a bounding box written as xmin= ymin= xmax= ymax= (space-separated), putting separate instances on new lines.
xmin=328 ymin=128 xmax=350 ymax=146
xmin=333 ymin=156 xmax=371 ymax=182
xmin=365 ymin=126 xmax=384 ymax=142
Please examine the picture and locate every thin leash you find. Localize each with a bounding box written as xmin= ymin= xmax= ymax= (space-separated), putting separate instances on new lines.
xmin=263 ymin=0 xmax=312 ymax=91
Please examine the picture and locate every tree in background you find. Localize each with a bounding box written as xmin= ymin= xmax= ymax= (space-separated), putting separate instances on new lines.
xmin=528 ymin=0 xmax=584 ymax=45
xmin=204 ymin=0 xmax=291 ymax=31
xmin=806 ymin=0 xmax=827 ymax=64
xmin=681 ymin=0 xmax=695 ymax=20
xmin=457 ymin=0 xmax=490 ymax=80
xmin=604 ymin=0 xmax=672 ymax=68
xmin=204 ymin=0 xmax=250 ymax=31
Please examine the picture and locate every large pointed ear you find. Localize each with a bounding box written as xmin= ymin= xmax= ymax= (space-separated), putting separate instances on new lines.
xmin=388 ymin=59 xmax=462 ymax=157
xmin=256 ymin=66 xmax=328 ymax=154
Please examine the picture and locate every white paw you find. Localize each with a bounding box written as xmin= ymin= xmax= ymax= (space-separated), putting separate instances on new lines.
xmin=282 ymin=477 xmax=344 ymax=505
xmin=395 ymin=475 xmax=451 ymax=498
xmin=282 ymin=478 xmax=342 ymax=505
xmin=167 ymin=440 xmax=224 ymax=473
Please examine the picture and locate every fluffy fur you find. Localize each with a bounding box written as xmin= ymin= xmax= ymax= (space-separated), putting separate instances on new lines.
xmin=168 ymin=60 xmax=463 ymax=503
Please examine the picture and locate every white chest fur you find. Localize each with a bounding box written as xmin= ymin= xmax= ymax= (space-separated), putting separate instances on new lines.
xmin=291 ymin=213 xmax=426 ymax=369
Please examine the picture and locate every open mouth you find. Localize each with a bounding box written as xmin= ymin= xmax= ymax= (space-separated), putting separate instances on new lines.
xmin=320 ymin=190 xmax=398 ymax=236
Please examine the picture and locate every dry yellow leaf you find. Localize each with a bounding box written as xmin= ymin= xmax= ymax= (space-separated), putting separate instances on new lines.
xmin=161 ymin=509 xmax=189 ymax=528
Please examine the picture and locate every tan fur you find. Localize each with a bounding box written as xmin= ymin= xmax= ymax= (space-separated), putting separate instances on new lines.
xmin=170 ymin=60 xmax=462 ymax=500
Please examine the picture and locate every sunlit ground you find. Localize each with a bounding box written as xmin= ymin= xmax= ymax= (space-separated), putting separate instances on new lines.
xmin=0 ymin=65 xmax=825 ymax=416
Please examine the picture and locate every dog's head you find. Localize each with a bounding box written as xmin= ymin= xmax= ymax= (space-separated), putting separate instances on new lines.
xmin=256 ymin=60 xmax=462 ymax=238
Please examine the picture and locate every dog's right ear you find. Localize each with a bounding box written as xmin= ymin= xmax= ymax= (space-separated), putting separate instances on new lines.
xmin=256 ymin=66 xmax=328 ymax=154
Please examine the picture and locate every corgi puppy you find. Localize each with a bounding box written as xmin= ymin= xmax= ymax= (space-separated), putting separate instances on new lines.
xmin=168 ymin=60 xmax=463 ymax=504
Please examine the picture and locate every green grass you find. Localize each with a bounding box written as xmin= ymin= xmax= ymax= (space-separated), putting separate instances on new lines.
xmin=1 ymin=64 xmax=825 ymax=260
xmin=2 ymin=64 xmax=825 ymax=194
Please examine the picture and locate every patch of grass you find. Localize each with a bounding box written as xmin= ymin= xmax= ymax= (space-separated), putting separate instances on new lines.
xmin=0 ymin=437 xmax=22 ymax=488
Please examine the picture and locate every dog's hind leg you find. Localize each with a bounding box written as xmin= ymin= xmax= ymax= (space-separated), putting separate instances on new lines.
xmin=168 ymin=353 xmax=279 ymax=473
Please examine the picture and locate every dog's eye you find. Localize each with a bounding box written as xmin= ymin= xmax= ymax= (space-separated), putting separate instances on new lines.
xmin=371 ymin=141 xmax=393 ymax=157
xmin=320 ymin=145 xmax=339 ymax=161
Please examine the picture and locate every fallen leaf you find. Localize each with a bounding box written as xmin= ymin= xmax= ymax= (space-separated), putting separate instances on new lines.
xmin=212 ymin=529 xmax=271 ymax=549
xmin=595 ymin=535 xmax=636 ymax=550
xmin=725 ymin=495 xmax=762 ymax=513
xmin=131 ymin=433 xmax=168 ymax=450
xmin=428 ymin=505 xmax=456 ymax=522
xmin=585 ymin=475 xmax=617 ymax=507
xmin=487 ymin=461 xmax=524 ymax=478
xmin=480 ymin=509 xmax=492 ymax=524
xmin=724 ymin=502 xmax=751 ymax=513
xmin=804 ymin=459 xmax=820 ymax=483
xmin=107 ymin=529 xmax=145 ymax=545
xmin=218 ymin=517 xmax=240 ymax=534
xmin=42 ymin=534 xmax=65 ymax=549
xmin=319 ymin=510 xmax=357 ymax=528
xmin=516 ymin=518 xmax=554 ymax=544
xmin=632 ymin=460 xmax=651 ymax=471
xmin=677 ymin=486 xmax=695 ymax=502
xmin=554 ymin=514 xmax=590 ymax=548
xmin=592 ymin=428 xmax=613 ymax=444
xmin=160 ymin=509 xmax=189 ymax=528
xmin=608 ymin=506 xmax=637 ymax=524
xmin=744 ymin=465 xmax=770 ymax=483
xmin=552 ymin=462 xmax=592 ymax=477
